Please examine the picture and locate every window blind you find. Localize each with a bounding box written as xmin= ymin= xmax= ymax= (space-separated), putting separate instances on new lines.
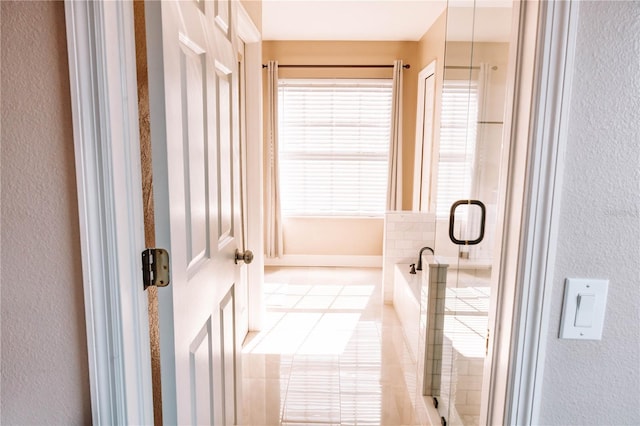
xmin=436 ymin=80 xmax=479 ymax=218
xmin=278 ymin=79 xmax=392 ymax=217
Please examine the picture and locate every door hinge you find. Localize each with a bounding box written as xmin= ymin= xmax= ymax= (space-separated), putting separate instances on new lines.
xmin=142 ymin=248 xmax=170 ymax=290
xmin=486 ymin=328 xmax=490 ymax=356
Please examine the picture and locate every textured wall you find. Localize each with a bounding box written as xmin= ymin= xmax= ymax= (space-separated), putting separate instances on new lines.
xmin=415 ymin=10 xmax=446 ymax=216
xmin=417 ymin=10 xmax=446 ymax=72
xmin=539 ymin=2 xmax=640 ymax=424
xmin=0 ymin=1 xmax=92 ymax=424
xmin=284 ymin=217 xmax=384 ymax=256
xmin=240 ymin=0 xmax=262 ymax=33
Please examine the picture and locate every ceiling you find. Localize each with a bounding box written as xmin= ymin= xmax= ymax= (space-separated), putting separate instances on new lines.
xmin=262 ymin=0 xmax=513 ymax=42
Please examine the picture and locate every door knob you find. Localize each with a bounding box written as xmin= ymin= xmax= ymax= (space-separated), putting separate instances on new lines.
xmin=235 ymin=249 xmax=254 ymax=265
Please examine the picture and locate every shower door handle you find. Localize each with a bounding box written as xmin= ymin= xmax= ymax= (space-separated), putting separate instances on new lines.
xmin=448 ymin=200 xmax=486 ymax=246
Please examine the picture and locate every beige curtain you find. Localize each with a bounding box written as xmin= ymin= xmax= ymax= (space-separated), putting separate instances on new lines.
xmin=266 ymin=61 xmax=283 ymax=258
xmin=386 ymin=59 xmax=403 ymax=211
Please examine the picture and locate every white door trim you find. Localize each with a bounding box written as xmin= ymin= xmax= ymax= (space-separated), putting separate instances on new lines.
xmin=496 ymin=0 xmax=581 ymax=424
xmin=235 ymin=5 xmax=265 ymax=332
xmin=64 ymin=1 xmax=153 ymax=425
xmin=412 ymin=60 xmax=437 ymax=212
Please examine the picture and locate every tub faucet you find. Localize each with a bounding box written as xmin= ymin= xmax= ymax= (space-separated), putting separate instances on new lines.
xmin=416 ymin=246 xmax=434 ymax=271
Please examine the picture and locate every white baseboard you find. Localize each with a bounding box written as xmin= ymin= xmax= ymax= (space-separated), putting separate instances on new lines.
xmin=264 ymin=255 xmax=383 ymax=268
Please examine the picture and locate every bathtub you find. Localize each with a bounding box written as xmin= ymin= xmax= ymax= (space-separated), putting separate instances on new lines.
xmin=393 ymin=263 xmax=423 ymax=361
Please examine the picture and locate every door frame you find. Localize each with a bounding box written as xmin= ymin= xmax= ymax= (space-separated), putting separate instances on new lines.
xmin=235 ymin=6 xmax=265 ymax=332
xmin=64 ymin=1 xmax=153 ymax=424
xmin=412 ymin=60 xmax=437 ymax=212
xmin=65 ymin=0 xmax=579 ymax=424
xmin=489 ymin=1 xmax=581 ymax=424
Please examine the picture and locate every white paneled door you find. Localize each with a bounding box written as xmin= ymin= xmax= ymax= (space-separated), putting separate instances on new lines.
xmin=146 ymin=0 xmax=244 ymax=424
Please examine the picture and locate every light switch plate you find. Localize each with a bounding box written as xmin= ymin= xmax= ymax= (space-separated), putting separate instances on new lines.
xmin=559 ymin=278 xmax=609 ymax=340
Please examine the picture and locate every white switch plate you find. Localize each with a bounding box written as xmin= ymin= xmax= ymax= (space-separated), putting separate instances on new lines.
xmin=559 ymin=278 xmax=609 ymax=340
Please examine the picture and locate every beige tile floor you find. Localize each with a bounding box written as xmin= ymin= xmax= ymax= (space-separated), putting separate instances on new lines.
xmin=239 ymin=267 xmax=429 ymax=426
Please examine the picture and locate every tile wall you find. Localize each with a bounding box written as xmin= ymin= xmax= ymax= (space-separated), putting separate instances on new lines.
xmin=421 ymin=259 xmax=448 ymax=396
xmin=382 ymin=211 xmax=436 ymax=303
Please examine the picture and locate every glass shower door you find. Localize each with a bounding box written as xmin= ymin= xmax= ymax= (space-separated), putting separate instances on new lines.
xmin=431 ymin=1 xmax=513 ymax=425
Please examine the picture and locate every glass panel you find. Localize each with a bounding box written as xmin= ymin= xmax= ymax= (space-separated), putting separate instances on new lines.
xmin=429 ymin=1 xmax=514 ymax=425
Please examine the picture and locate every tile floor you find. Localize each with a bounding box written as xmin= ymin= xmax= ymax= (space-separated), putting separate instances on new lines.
xmin=239 ymin=267 xmax=429 ymax=426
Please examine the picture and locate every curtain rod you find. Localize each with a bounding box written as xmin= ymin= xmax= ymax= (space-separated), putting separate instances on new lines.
xmin=262 ymin=64 xmax=410 ymax=69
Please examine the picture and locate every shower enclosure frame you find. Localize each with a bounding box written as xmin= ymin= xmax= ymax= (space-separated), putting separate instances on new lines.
xmin=490 ymin=1 xmax=581 ymax=425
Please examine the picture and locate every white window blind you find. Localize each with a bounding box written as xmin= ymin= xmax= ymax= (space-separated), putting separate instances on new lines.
xmin=436 ymin=80 xmax=479 ymax=218
xmin=278 ymin=79 xmax=392 ymax=217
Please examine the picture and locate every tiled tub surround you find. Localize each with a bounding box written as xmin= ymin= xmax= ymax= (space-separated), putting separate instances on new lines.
xmin=392 ymin=256 xmax=448 ymax=397
xmin=392 ymin=254 xmax=490 ymax=426
xmin=392 ymin=264 xmax=422 ymax=361
xmin=438 ymin=269 xmax=491 ymax=426
xmin=419 ymin=257 xmax=448 ymax=398
xmin=383 ymin=212 xmax=436 ymax=303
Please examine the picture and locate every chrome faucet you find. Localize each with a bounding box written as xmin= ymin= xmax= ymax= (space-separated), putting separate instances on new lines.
xmin=416 ymin=246 xmax=434 ymax=271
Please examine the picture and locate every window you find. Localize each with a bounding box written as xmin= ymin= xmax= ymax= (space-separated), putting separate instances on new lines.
xmin=278 ymin=79 xmax=392 ymax=217
xmin=436 ymin=80 xmax=479 ymax=218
